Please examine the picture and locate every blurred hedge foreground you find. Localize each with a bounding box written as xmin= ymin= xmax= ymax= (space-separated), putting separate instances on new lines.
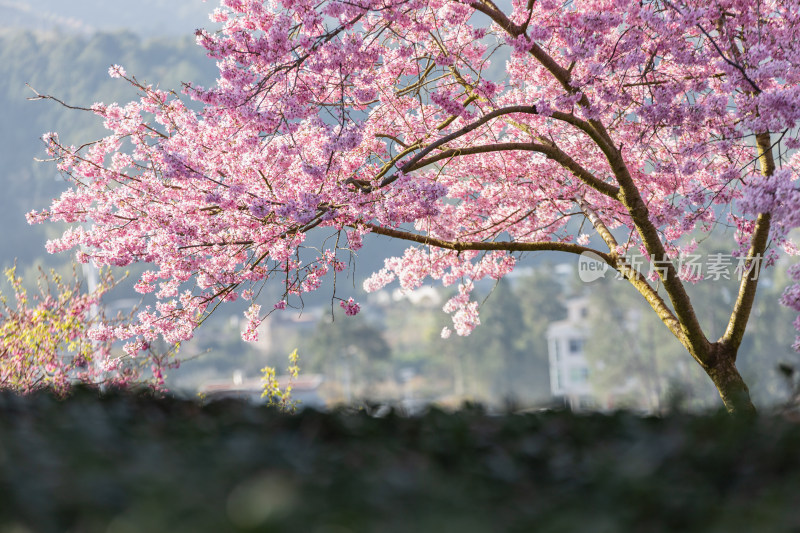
xmin=1 ymin=389 xmax=799 ymax=533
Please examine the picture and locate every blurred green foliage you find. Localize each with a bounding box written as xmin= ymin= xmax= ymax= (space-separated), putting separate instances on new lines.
xmin=585 ymin=251 xmax=799 ymax=410
xmin=425 ymin=276 xmax=564 ymax=405
xmin=290 ymin=273 xmax=565 ymax=406
xmin=1 ymin=388 xmax=799 ymax=532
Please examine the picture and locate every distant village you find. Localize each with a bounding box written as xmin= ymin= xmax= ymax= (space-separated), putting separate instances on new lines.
xmin=181 ymin=258 xmax=799 ymax=412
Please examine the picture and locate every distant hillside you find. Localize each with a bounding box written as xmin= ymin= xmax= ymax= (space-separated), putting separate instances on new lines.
xmin=0 ymin=29 xmax=218 ymax=270
xmin=0 ymin=0 xmax=214 ymax=37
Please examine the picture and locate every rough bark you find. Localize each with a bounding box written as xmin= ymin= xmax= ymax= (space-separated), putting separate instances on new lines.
xmin=705 ymin=342 xmax=756 ymax=416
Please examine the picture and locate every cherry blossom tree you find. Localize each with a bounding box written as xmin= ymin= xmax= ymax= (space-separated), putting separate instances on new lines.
xmin=30 ymin=0 xmax=800 ymax=413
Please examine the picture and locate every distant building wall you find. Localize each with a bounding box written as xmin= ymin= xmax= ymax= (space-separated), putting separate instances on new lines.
xmin=547 ymin=298 xmax=592 ymax=409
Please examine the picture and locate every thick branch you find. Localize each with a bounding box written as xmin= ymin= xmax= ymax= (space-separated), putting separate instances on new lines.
xmin=512 ymin=21 xmax=708 ymax=360
xmin=574 ymin=197 xmax=685 ymax=347
xmin=364 ymin=223 xmax=607 ymax=257
xmin=373 ymin=105 xmax=539 ymax=189
xmin=467 ymin=1 xmax=524 ymax=37
xmin=611 ymin=157 xmax=711 ymax=364
xmin=389 ymin=54 xmax=622 ymax=199
xmin=407 ymin=142 xmax=620 ymax=199
xmin=460 ymin=3 xmax=709 ymax=362
xmin=721 ymin=132 xmax=774 ymax=356
xmin=575 ymin=196 xmax=620 ymax=252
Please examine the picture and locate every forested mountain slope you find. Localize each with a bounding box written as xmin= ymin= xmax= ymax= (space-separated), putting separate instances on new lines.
xmin=0 ymin=29 xmax=217 ymax=268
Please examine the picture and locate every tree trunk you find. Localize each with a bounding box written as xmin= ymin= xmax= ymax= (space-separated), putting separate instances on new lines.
xmin=705 ymin=343 xmax=756 ymax=416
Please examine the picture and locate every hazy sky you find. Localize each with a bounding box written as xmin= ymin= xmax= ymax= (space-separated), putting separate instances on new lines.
xmin=1 ymin=0 xmax=216 ymax=36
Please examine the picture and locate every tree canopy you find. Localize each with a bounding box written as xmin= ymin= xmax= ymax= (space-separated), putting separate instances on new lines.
xmin=30 ymin=0 xmax=800 ymax=412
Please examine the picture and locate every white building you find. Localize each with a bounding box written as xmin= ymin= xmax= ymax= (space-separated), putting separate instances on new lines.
xmin=547 ymin=297 xmax=593 ymax=410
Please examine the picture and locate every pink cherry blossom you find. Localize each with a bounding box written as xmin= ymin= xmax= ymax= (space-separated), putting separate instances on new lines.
xmin=31 ymin=0 xmax=800 ymax=411
xmin=108 ymin=64 xmax=126 ymax=78
xmin=340 ymin=298 xmax=360 ymax=316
